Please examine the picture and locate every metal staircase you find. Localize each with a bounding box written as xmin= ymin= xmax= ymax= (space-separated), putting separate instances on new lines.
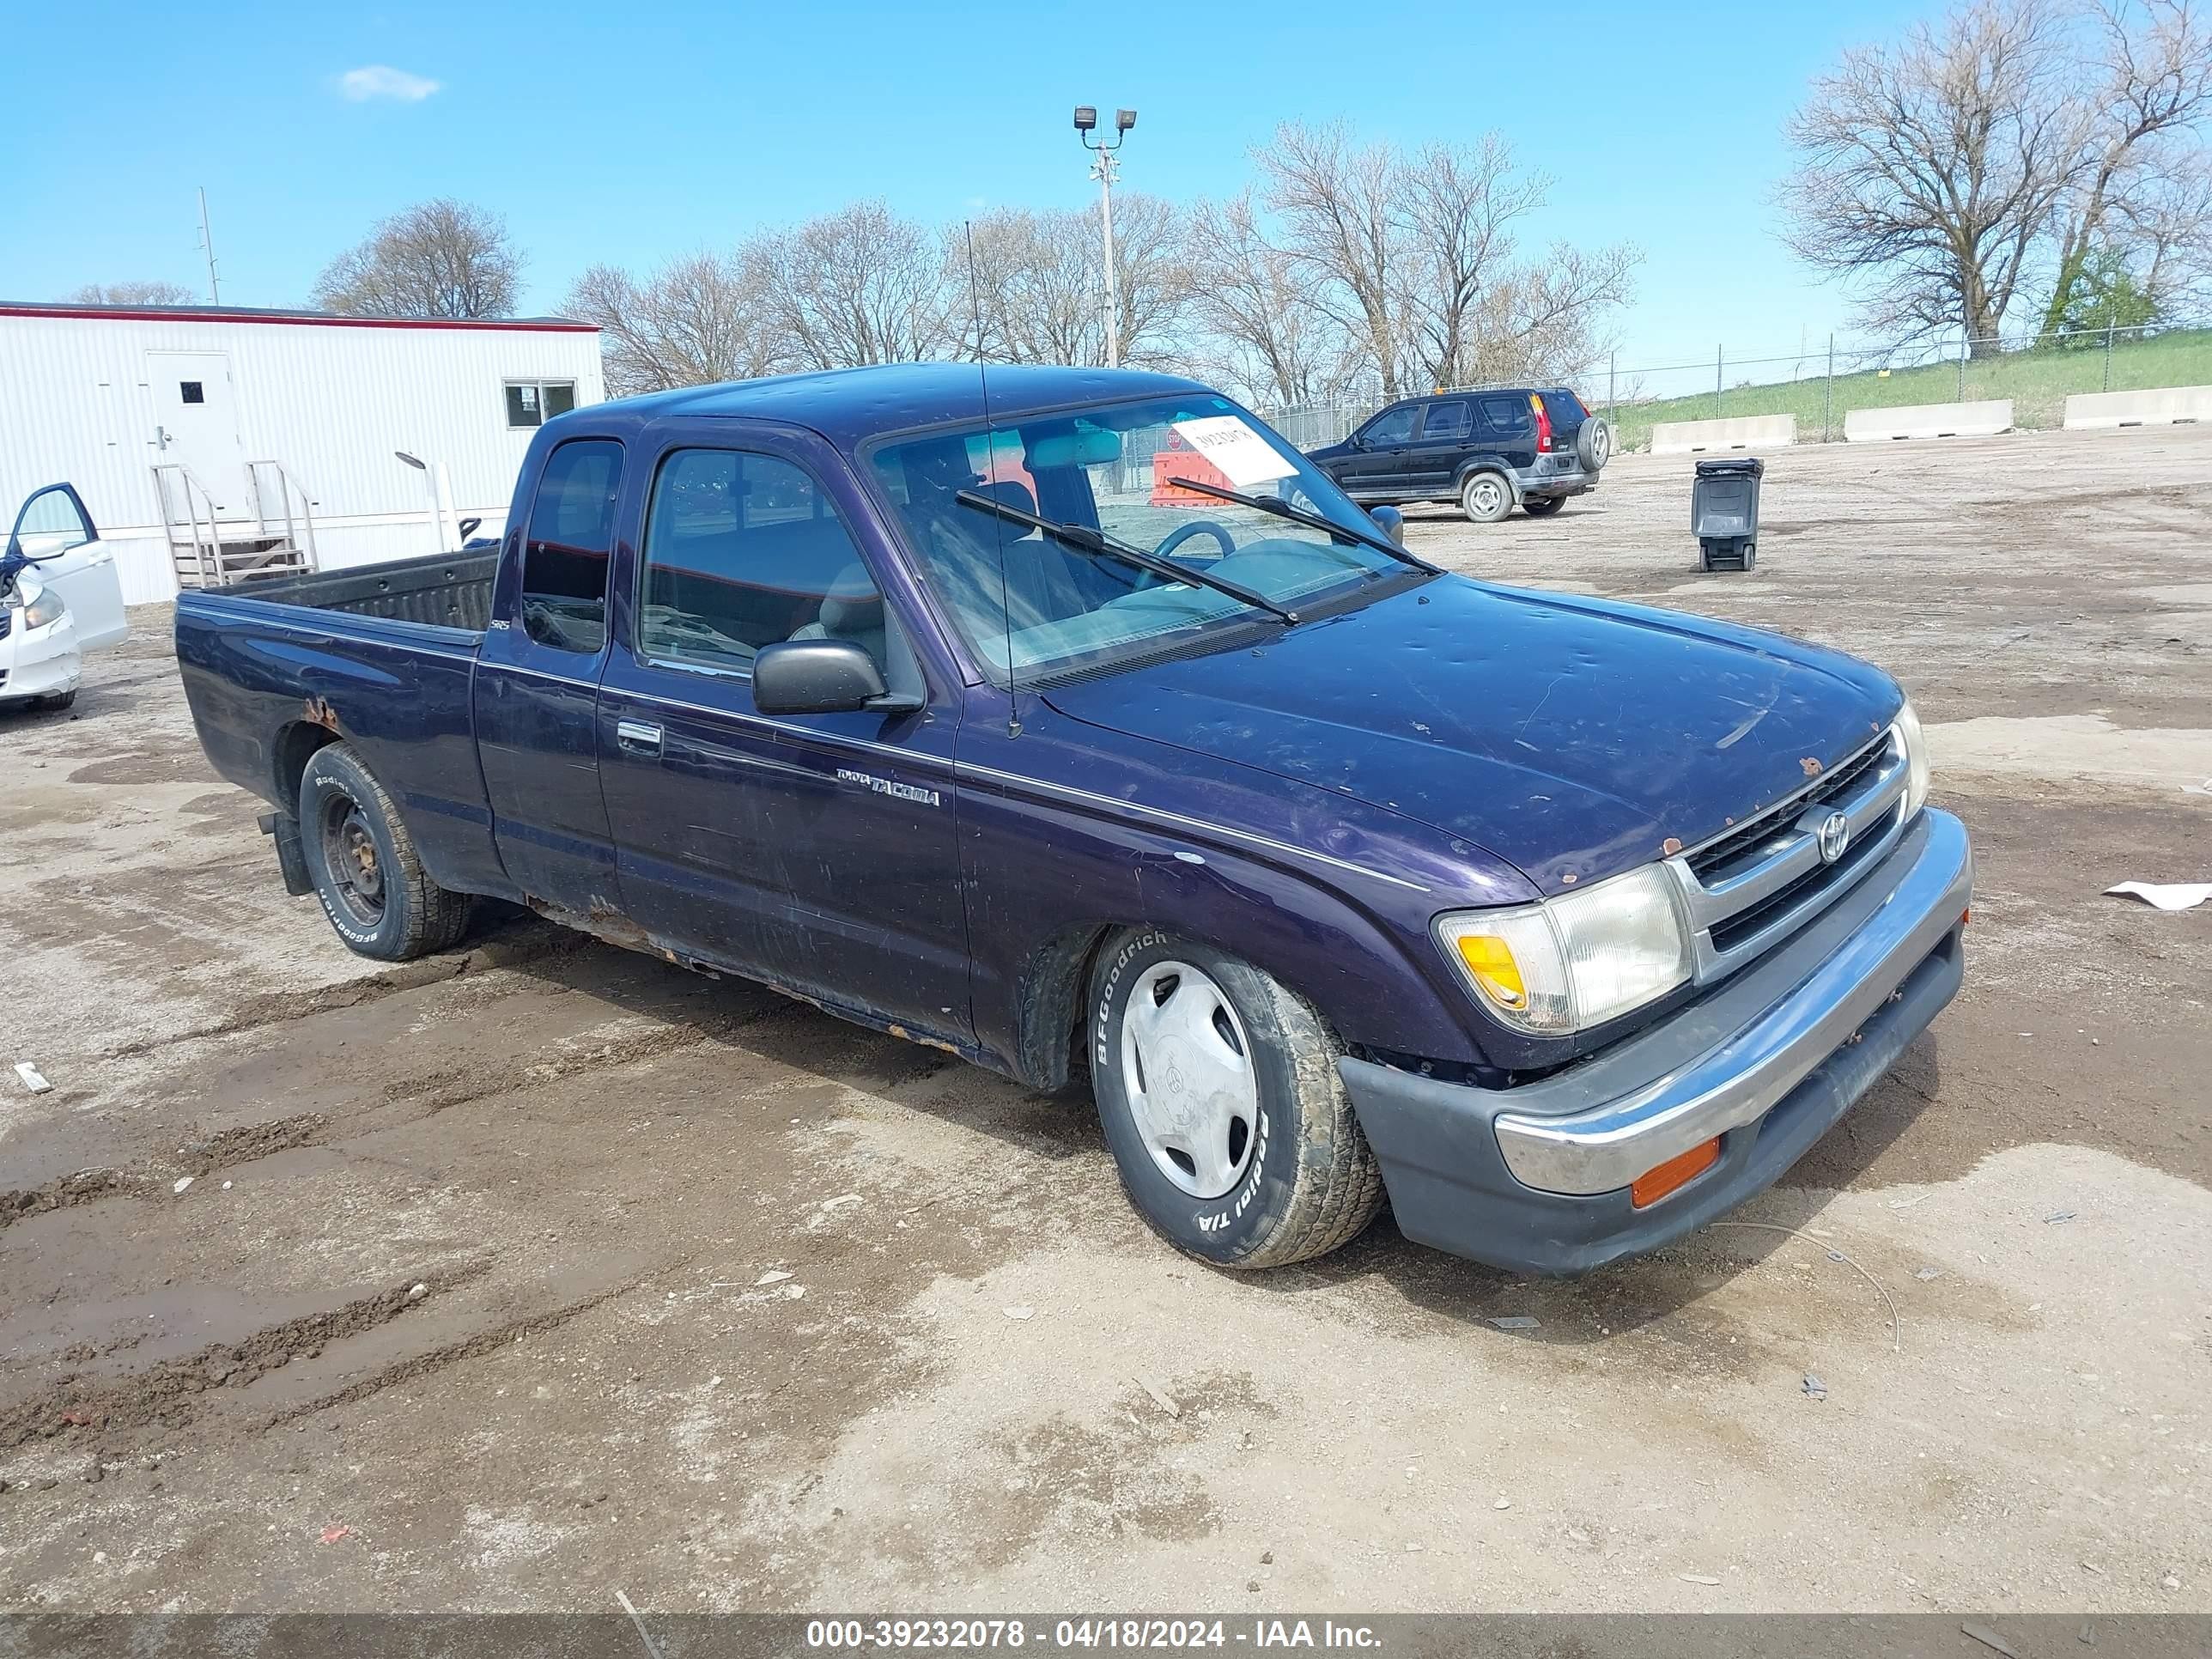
xmin=155 ymin=460 xmax=321 ymax=590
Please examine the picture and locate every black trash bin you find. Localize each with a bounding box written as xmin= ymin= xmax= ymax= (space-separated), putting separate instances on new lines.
xmin=1692 ymin=456 xmax=1764 ymax=571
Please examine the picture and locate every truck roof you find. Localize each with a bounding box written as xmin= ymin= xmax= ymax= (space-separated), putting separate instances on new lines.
xmin=599 ymin=362 xmax=1212 ymax=447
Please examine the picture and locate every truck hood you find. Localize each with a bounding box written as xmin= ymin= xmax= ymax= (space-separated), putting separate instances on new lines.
xmin=1042 ymin=575 xmax=1901 ymax=893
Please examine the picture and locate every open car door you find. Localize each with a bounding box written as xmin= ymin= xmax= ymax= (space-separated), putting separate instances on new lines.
xmin=6 ymin=483 xmax=128 ymax=650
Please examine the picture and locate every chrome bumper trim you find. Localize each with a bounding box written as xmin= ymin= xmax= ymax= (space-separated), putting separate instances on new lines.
xmin=1494 ymin=808 xmax=1971 ymax=1195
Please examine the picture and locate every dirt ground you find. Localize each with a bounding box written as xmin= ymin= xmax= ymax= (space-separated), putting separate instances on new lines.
xmin=2 ymin=426 xmax=2207 ymax=1617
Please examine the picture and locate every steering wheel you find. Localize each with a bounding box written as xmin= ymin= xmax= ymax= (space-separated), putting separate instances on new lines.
xmin=1127 ymin=520 xmax=1238 ymax=592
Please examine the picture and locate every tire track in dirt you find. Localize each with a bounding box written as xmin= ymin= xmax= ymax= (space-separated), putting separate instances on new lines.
xmin=98 ymin=927 xmax=586 ymax=1060
xmin=3 ymin=1261 xmax=495 ymax=1449
xmin=0 ymin=1114 xmax=331 ymax=1232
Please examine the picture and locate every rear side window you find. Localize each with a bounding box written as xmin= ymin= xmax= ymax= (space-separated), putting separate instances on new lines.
xmin=639 ymin=448 xmax=885 ymax=676
xmin=522 ymin=438 xmax=623 ymax=653
xmin=1480 ymin=396 xmax=1530 ymax=434
xmin=1360 ymin=405 xmax=1418 ymax=445
xmin=1419 ymin=401 xmax=1471 ymax=441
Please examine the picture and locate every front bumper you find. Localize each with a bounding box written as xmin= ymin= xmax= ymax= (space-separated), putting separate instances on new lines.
xmin=1340 ymin=808 xmax=1972 ymax=1275
xmin=0 ymin=614 xmax=82 ymax=704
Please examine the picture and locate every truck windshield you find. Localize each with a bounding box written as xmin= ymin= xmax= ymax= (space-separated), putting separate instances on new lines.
xmin=866 ymin=392 xmax=1406 ymax=681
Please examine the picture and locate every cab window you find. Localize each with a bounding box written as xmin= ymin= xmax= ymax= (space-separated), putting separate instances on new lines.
xmin=521 ymin=439 xmax=623 ymax=653
xmin=638 ymin=448 xmax=887 ymax=677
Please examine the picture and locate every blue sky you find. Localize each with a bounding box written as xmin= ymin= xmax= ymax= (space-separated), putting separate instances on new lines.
xmin=5 ymin=0 xmax=1931 ymax=374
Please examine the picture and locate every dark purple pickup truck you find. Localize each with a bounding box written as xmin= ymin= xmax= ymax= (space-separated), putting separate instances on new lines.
xmin=177 ymin=365 xmax=1971 ymax=1275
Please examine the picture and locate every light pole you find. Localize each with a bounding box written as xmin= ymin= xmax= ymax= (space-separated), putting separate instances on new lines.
xmin=1074 ymin=106 xmax=1135 ymax=368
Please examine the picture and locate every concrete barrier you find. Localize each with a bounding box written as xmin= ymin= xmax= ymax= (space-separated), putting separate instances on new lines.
xmin=1844 ymin=399 xmax=2013 ymax=441
xmin=2063 ymin=385 xmax=2212 ymax=429
xmin=1650 ymin=414 xmax=1797 ymax=456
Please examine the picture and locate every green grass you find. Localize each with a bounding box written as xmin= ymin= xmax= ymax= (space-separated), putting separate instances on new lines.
xmin=1607 ymin=328 xmax=2212 ymax=451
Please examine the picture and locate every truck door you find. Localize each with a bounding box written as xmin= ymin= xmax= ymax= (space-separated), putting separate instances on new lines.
xmin=472 ymin=435 xmax=626 ymax=912
xmin=595 ymin=431 xmax=970 ymax=1043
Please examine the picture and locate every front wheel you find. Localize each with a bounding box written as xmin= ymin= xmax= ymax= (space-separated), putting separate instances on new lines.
xmin=1088 ymin=931 xmax=1384 ymax=1268
xmin=1521 ymin=495 xmax=1565 ymax=518
xmin=1460 ymin=471 xmax=1513 ymax=524
xmin=301 ymin=742 xmax=473 ymax=961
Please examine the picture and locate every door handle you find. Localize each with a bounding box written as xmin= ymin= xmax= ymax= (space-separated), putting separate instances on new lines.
xmin=616 ymin=719 xmax=665 ymax=756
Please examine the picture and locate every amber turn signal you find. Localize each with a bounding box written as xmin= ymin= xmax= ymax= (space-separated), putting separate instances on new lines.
xmin=1629 ymin=1137 xmax=1721 ymax=1208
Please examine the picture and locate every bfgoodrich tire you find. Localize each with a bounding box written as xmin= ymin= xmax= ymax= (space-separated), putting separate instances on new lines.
xmin=1460 ymin=471 xmax=1513 ymax=524
xmin=300 ymin=742 xmax=473 ymax=961
xmin=1088 ymin=929 xmax=1384 ymax=1268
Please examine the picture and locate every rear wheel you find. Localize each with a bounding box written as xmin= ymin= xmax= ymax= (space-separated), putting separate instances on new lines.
xmin=301 ymin=743 xmax=472 ymax=961
xmin=1088 ymin=930 xmax=1384 ymax=1268
xmin=1460 ymin=471 xmax=1513 ymax=525
xmin=1522 ymin=495 xmax=1565 ymax=518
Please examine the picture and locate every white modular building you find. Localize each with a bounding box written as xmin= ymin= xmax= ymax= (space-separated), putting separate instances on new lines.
xmin=0 ymin=301 xmax=605 ymax=604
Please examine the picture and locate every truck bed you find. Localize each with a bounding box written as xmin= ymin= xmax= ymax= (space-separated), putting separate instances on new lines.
xmin=233 ymin=551 xmax=497 ymax=632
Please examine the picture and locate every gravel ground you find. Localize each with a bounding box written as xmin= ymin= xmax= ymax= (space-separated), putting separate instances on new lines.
xmin=1 ymin=424 xmax=2207 ymax=1615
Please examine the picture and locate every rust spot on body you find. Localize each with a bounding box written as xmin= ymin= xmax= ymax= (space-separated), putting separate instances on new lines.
xmin=1800 ymin=756 xmax=1824 ymax=777
xmin=303 ymin=696 xmax=341 ymax=732
xmin=1662 ymin=836 xmax=1684 ymax=856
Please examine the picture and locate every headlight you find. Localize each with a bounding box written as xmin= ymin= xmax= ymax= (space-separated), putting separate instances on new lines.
xmin=21 ymin=589 xmax=68 ymax=631
xmin=1893 ymin=699 xmax=1930 ymax=818
xmin=1435 ymin=863 xmax=1693 ymax=1036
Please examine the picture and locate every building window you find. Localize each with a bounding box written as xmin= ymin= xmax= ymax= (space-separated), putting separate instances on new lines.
xmin=505 ymin=380 xmax=579 ymax=429
xmin=179 ymin=381 xmax=205 ymax=404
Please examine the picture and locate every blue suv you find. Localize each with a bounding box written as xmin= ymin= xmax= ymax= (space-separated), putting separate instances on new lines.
xmin=1307 ymin=387 xmax=1612 ymax=523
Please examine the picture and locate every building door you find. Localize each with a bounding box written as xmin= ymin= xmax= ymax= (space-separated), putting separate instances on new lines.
xmin=146 ymin=352 xmax=246 ymax=517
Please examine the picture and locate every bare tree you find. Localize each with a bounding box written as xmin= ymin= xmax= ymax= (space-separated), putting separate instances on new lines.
xmin=2117 ymin=143 xmax=2212 ymax=308
xmin=1182 ymin=191 xmax=1361 ymax=404
xmin=311 ymin=198 xmax=523 ymax=319
xmin=67 ymin=280 xmax=199 ymax=306
xmin=1782 ymin=0 xmax=2084 ymax=351
xmin=1258 ymin=122 xmax=1411 ymax=395
xmin=747 ymin=201 xmax=949 ymax=369
xmin=2039 ymin=0 xmax=2212 ymax=331
xmin=562 ymin=253 xmax=787 ymax=397
xmin=1395 ymin=136 xmax=1549 ymax=387
xmin=1460 ymin=243 xmax=1644 ymax=384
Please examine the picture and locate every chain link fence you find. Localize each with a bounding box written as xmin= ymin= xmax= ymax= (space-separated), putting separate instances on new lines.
xmin=1256 ymin=322 xmax=2212 ymax=454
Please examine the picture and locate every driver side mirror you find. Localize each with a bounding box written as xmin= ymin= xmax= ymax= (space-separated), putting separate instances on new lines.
xmin=1368 ymin=504 xmax=1406 ymax=546
xmin=753 ymin=639 xmax=899 ymax=716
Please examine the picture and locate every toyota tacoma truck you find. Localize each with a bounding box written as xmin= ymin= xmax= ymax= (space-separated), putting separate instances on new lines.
xmin=176 ymin=365 xmax=1970 ymax=1275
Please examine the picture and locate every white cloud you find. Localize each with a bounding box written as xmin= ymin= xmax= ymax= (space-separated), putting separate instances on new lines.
xmin=337 ymin=64 xmax=442 ymax=102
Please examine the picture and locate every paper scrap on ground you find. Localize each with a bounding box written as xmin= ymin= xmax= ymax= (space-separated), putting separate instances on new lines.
xmin=1170 ymin=416 xmax=1297 ymax=488
xmin=2104 ymin=881 xmax=2212 ymax=912
xmin=14 ymin=1061 xmax=51 ymax=1094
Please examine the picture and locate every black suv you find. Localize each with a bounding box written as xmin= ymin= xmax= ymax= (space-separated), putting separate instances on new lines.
xmin=1306 ymin=387 xmax=1612 ymax=523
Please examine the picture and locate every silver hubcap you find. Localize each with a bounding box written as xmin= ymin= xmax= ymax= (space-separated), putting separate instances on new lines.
xmin=1119 ymin=961 xmax=1258 ymax=1200
xmin=1468 ymin=478 xmax=1503 ymax=514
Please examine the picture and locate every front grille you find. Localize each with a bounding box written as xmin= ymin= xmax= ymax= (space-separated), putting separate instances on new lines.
xmin=1691 ymin=736 xmax=1890 ymax=881
xmin=0 ymin=607 xmax=12 ymax=642
xmin=1667 ymin=727 xmax=1911 ymax=985
xmin=1709 ymin=811 xmax=1893 ymax=953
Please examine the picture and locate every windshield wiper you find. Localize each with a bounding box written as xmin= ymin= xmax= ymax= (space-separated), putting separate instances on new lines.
xmin=1153 ymin=475 xmax=1440 ymax=574
xmin=955 ymin=489 xmax=1300 ymax=626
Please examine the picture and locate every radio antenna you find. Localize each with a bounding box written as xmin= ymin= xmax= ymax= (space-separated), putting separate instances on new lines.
xmin=964 ymin=222 xmax=1018 ymax=738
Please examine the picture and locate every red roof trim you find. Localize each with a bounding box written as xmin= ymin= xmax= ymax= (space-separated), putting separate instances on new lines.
xmin=0 ymin=305 xmax=598 ymax=333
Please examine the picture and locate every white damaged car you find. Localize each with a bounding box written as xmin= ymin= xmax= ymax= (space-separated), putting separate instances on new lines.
xmin=2 ymin=483 xmax=129 ymax=713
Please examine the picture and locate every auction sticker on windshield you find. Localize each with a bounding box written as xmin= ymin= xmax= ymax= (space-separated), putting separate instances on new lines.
xmin=1170 ymin=416 xmax=1297 ymax=488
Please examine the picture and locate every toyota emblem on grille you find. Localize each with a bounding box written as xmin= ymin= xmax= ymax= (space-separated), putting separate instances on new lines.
xmin=1816 ymin=811 xmax=1851 ymax=865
